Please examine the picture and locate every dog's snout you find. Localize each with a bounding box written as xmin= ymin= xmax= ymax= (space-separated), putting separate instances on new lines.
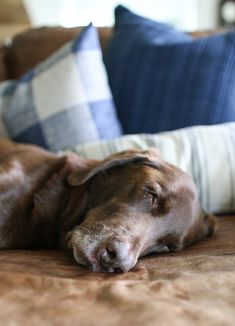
xmin=101 ymin=242 xmax=117 ymax=262
xmin=99 ymin=239 xmax=134 ymax=273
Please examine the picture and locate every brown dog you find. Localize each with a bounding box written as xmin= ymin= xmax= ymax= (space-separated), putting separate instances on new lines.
xmin=0 ymin=139 xmax=216 ymax=273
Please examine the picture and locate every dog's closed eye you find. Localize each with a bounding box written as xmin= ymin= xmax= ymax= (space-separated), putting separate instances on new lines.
xmin=144 ymin=188 xmax=158 ymax=208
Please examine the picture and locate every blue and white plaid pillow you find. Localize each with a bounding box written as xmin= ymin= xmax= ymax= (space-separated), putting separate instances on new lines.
xmin=0 ymin=24 xmax=122 ymax=151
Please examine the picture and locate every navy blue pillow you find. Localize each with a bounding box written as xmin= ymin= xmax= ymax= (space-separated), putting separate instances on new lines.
xmin=105 ymin=6 xmax=235 ymax=134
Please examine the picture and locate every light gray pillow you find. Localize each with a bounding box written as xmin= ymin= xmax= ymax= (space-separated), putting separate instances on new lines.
xmin=70 ymin=123 xmax=235 ymax=214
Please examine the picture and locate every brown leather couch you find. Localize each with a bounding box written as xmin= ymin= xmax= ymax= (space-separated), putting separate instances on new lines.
xmin=0 ymin=26 xmax=221 ymax=82
xmin=0 ymin=26 xmax=112 ymax=81
xmin=0 ymin=26 xmax=234 ymax=325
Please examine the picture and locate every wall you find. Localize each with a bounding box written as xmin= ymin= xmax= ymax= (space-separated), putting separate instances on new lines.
xmin=197 ymin=0 xmax=220 ymax=29
xmin=23 ymin=0 xmax=221 ymax=31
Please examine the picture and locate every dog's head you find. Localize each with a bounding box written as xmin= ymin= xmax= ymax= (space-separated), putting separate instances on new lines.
xmin=65 ymin=149 xmax=216 ymax=273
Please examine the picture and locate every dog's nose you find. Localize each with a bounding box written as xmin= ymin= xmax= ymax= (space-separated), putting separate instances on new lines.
xmin=99 ymin=239 xmax=134 ymax=273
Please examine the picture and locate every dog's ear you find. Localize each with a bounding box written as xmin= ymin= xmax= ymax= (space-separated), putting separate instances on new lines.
xmin=202 ymin=213 xmax=218 ymax=236
xmin=184 ymin=212 xmax=218 ymax=248
xmin=106 ymin=148 xmax=161 ymax=161
xmin=67 ymin=148 xmax=162 ymax=186
xmin=62 ymin=152 xmax=99 ymax=173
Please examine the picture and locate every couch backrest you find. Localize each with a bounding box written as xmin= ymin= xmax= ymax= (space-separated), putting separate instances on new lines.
xmin=0 ymin=44 xmax=7 ymax=81
xmin=0 ymin=26 xmax=222 ymax=82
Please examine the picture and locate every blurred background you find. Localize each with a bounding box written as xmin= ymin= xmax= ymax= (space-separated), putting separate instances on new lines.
xmin=0 ymin=0 xmax=235 ymax=38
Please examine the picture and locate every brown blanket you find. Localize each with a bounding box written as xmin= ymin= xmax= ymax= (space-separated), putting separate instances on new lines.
xmin=0 ymin=216 xmax=234 ymax=326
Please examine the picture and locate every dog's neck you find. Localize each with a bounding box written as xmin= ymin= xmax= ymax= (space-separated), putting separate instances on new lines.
xmin=0 ymin=154 xmax=87 ymax=249
xmin=30 ymin=166 xmax=87 ymax=249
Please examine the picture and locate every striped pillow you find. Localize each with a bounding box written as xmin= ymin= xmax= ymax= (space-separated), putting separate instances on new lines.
xmin=71 ymin=123 xmax=235 ymax=214
xmin=0 ymin=24 xmax=122 ymax=152
xmin=105 ymin=5 xmax=235 ymax=134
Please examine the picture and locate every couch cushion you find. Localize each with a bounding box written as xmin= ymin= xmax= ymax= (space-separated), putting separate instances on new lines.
xmin=105 ymin=5 xmax=235 ymax=134
xmin=0 ymin=217 xmax=235 ymax=326
xmin=0 ymin=215 xmax=235 ymax=325
xmin=71 ymin=122 xmax=235 ymax=214
xmin=0 ymin=24 xmax=122 ymax=151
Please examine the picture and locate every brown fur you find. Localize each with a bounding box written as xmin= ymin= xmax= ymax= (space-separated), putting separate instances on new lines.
xmin=0 ymin=140 xmax=216 ymax=273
